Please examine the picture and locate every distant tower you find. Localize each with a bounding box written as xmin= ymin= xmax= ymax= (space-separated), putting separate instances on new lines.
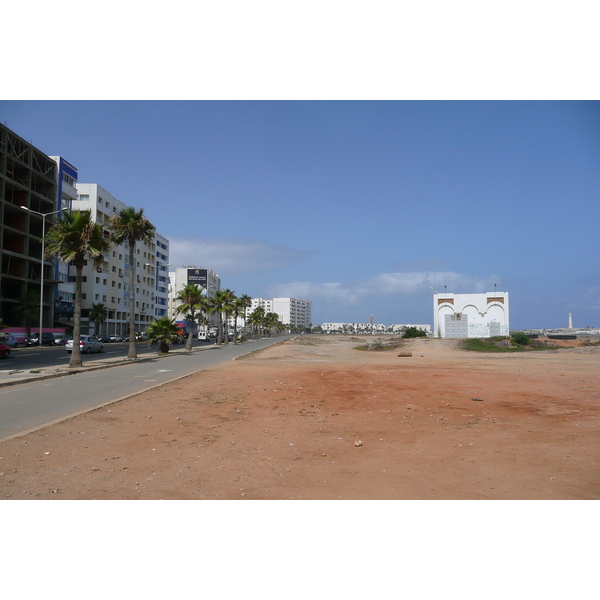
xmin=369 ymin=314 xmax=374 ymax=325
xmin=568 ymin=312 xmax=573 ymax=329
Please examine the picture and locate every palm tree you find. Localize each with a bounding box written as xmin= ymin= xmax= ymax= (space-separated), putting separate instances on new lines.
xmin=89 ymin=302 xmax=108 ymax=336
xmin=174 ymin=284 xmax=207 ymax=352
xmin=221 ymin=289 xmax=236 ymax=345
xmin=110 ymin=207 xmax=156 ymax=359
xmin=15 ymin=290 xmax=40 ymax=342
xmin=44 ymin=210 xmax=110 ymax=368
xmin=233 ymin=294 xmax=252 ymax=343
xmin=264 ymin=311 xmax=281 ymax=337
xmin=208 ymin=289 xmax=231 ymax=345
xmin=146 ymin=316 xmax=180 ymax=354
xmin=247 ymin=306 xmax=265 ymax=339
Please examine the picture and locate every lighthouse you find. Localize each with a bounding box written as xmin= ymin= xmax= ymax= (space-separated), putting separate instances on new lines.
xmin=568 ymin=312 xmax=573 ymax=329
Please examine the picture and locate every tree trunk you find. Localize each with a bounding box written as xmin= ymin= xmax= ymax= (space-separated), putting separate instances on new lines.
xmin=233 ymin=313 xmax=238 ymax=344
xmin=128 ymin=239 xmax=137 ymax=359
xmin=185 ymin=310 xmax=194 ymax=352
xmin=223 ymin=312 xmax=229 ymax=346
xmin=69 ymin=262 xmax=83 ymax=368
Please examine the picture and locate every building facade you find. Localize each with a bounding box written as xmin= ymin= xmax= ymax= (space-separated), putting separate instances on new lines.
xmin=247 ymin=297 xmax=273 ymax=315
xmin=49 ymin=156 xmax=78 ymax=326
xmin=71 ymin=183 xmax=169 ymax=336
xmin=249 ymin=297 xmax=311 ymax=328
xmin=273 ymin=298 xmax=311 ymax=328
xmin=0 ymin=124 xmax=58 ymax=330
xmin=432 ymin=291 xmax=509 ymax=338
xmin=168 ymin=266 xmax=221 ymax=327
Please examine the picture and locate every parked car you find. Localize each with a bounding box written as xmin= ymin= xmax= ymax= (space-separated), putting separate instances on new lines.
xmin=99 ymin=335 xmax=111 ymax=343
xmin=197 ymin=331 xmax=208 ymax=341
xmin=26 ymin=332 xmax=56 ymax=346
xmin=0 ymin=334 xmax=19 ymax=348
xmin=109 ymin=334 xmax=122 ymax=342
xmin=0 ymin=343 xmax=11 ymax=359
xmin=66 ymin=335 xmax=104 ymax=354
xmin=55 ymin=335 xmax=73 ymax=346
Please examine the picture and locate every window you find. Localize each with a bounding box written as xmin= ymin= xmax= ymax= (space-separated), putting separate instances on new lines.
xmin=62 ymin=172 xmax=76 ymax=186
xmin=78 ymin=194 xmax=89 ymax=201
xmin=96 ymin=277 xmax=100 ymax=284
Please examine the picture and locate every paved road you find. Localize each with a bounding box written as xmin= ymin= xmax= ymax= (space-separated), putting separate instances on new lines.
xmin=0 ymin=337 xmax=286 ymax=442
xmin=1 ymin=339 xmax=214 ymax=370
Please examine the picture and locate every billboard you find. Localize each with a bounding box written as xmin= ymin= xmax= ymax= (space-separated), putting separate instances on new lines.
xmin=187 ymin=268 xmax=207 ymax=289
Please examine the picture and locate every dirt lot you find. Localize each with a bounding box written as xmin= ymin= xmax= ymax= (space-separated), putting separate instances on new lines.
xmin=1 ymin=335 xmax=598 ymax=499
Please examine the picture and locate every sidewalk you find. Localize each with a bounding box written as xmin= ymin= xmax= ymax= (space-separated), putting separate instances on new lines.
xmin=0 ymin=343 xmax=223 ymax=388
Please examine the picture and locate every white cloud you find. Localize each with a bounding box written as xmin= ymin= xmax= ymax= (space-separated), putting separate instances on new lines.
xmin=168 ymin=237 xmax=308 ymax=275
xmin=267 ymin=271 xmax=498 ymax=305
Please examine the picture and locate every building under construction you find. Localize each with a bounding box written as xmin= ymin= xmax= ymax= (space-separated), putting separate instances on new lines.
xmin=0 ymin=124 xmax=59 ymax=330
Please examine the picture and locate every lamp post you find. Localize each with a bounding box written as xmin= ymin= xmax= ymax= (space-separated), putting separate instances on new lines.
xmin=21 ymin=206 xmax=62 ymax=346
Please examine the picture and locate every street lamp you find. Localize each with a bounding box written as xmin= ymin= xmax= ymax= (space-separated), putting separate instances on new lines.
xmin=21 ymin=206 xmax=62 ymax=346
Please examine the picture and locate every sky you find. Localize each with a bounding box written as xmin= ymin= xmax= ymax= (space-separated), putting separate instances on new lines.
xmin=2 ymin=100 xmax=599 ymax=329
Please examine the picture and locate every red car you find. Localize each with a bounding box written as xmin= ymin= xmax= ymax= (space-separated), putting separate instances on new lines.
xmin=0 ymin=343 xmax=10 ymax=359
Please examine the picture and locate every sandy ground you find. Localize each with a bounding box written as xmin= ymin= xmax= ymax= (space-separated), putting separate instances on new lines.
xmin=1 ymin=335 xmax=598 ymax=500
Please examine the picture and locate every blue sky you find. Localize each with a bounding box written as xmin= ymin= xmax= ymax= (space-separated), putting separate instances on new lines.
xmin=2 ymin=100 xmax=599 ymax=329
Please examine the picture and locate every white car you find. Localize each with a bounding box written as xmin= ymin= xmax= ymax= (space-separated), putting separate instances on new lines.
xmin=197 ymin=331 xmax=208 ymax=341
xmin=109 ymin=335 xmax=123 ymax=342
xmin=0 ymin=334 xmax=19 ymax=348
xmin=66 ymin=335 xmax=104 ymax=354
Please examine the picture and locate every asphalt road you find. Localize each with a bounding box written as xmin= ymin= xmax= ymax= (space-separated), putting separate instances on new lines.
xmin=1 ymin=339 xmax=215 ymax=371
xmin=0 ymin=337 xmax=287 ymax=442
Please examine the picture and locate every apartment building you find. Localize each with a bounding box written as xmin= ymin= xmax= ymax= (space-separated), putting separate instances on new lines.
xmin=168 ymin=266 xmax=221 ymax=327
xmin=247 ymin=297 xmax=273 ymax=315
xmin=273 ymin=297 xmax=311 ymax=328
xmin=49 ymin=156 xmax=78 ymax=325
xmin=249 ymin=297 xmax=312 ymax=328
xmin=72 ymin=183 xmax=169 ymax=336
xmin=0 ymin=124 xmax=58 ymax=329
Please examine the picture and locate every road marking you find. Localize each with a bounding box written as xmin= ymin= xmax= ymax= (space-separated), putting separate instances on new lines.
xmin=143 ymin=379 xmax=158 ymax=382
xmin=158 ymin=370 xmax=173 ymax=372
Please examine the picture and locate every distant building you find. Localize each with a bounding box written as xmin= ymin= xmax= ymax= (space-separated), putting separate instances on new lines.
xmin=433 ymin=291 xmax=509 ymax=338
xmin=247 ymin=297 xmax=273 ymax=315
xmin=168 ymin=266 xmax=221 ymax=327
xmin=321 ymin=322 xmax=431 ymax=334
xmin=249 ymin=297 xmax=312 ymax=328
xmin=273 ymin=297 xmax=311 ymax=328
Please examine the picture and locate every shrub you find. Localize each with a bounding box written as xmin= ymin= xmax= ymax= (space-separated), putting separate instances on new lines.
xmin=511 ymin=332 xmax=530 ymax=346
xmin=402 ymin=327 xmax=427 ymax=339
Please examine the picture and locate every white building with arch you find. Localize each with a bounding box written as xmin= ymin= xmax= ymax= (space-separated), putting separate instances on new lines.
xmin=433 ymin=291 xmax=509 ymax=338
